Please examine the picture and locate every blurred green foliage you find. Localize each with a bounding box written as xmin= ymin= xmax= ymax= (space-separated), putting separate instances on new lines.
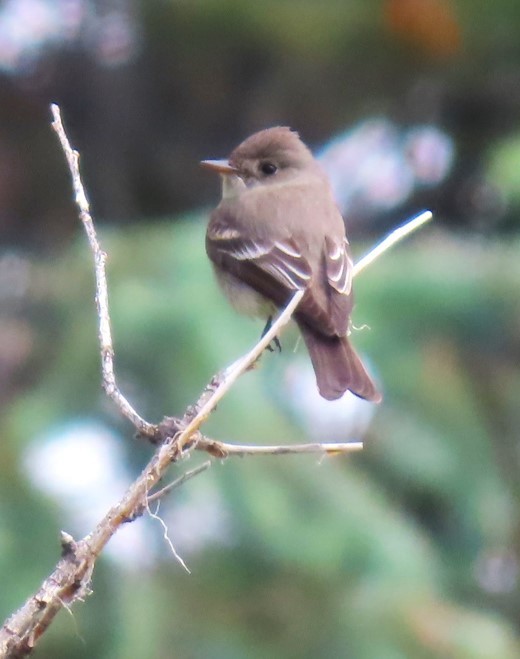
xmin=1 ymin=0 xmax=520 ymax=656
xmin=1 ymin=215 xmax=520 ymax=657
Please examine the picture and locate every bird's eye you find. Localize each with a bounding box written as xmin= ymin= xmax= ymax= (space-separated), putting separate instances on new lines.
xmin=260 ymin=162 xmax=277 ymax=176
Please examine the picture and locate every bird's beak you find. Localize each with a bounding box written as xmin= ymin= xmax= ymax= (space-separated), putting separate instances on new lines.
xmin=200 ymin=159 xmax=238 ymax=175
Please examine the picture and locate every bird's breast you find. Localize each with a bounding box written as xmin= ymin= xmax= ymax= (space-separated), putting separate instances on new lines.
xmin=213 ymin=266 xmax=276 ymax=318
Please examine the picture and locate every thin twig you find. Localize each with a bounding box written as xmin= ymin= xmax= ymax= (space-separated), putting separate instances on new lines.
xmin=148 ymin=461 xmax=212 ymax=503
xmin=173 ymin=289 xmax=305 ymax=454
xmin=354 ymin=210 xmax=433 ymax=276
xmin=196 ymin=439 xmax=363 ymax=457
xmin=147 ymin=500 xmax=191 ymax=574
xmin=50 ymin=104 xmax=156 ymax=438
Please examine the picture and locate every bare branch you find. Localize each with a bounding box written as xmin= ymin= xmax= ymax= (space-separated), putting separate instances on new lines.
xmin=353 ymin=210 xmax=433 ymax=276
xmin=0 ymin=105 xmax=433 ymax=658
xmin=50 ymin=104 xmax=156 ymax=438
xmin=196 ymin=438 xmax=363 ymax=457
xmin=171 ymin=289 xmax=305 ymax=454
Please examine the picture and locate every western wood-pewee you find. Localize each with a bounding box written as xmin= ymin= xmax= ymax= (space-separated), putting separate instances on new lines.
xmin=202 ymin=127 xmax=381 ymax=402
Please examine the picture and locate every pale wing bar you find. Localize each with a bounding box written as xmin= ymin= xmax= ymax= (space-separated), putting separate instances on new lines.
xmin=325 ymin=236 xmax=353 ymax=296
xmin=208 ymin=223 xmax=312 ymax=291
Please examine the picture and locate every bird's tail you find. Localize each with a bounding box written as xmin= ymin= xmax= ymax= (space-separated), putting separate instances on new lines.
xmin=299 ymin=325 xmax=381 ymax=402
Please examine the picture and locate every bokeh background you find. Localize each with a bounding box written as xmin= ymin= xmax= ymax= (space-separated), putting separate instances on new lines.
xmin=1 ymin=1 xmax=520 ymax=657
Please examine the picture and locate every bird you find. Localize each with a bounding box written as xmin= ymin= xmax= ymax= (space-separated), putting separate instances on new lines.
xmin=201 ymin=126 xmax=381 ymax=402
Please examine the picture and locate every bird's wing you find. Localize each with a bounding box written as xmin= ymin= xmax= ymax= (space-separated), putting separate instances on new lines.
xmin=206 ymin=218 xmax=311 ymax=300
xmin=207 ymin=210 xmax=354 ymax=337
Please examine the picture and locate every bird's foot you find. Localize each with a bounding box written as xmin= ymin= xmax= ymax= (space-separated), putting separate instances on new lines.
xmin=261 ymin=316 xmax=282 ymax=353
